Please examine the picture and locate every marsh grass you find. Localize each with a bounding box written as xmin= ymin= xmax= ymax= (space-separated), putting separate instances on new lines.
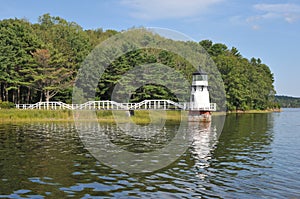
xmin=0 ymin=109 xmax=73 ymax=122
xmin=0 ymin=109 xmax=186 ymax=124
xmin=0 ymin=108 xmax=279 ymax=124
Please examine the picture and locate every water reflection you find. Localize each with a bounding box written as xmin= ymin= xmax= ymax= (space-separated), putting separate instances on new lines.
xmin=74 ymin=114 xmax=225 ymax=174
xmin=190 ymin=122 xmax=217 ymax=160
xmin=209 ymin=113 xmax=276 ymax=198
xmin=76 ymin=121 xmax=191 ymax=174
xmin=2 ymin=112 xmax=298 ymax=198
xmin=188 ymin=116 xmax=224 ymax=180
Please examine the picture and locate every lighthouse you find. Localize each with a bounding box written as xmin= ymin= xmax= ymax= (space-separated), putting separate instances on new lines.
xmin=189 ymin=71 xmax=216 ymax=122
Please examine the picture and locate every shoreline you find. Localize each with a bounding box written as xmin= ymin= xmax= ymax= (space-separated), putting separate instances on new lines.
xmin=226 ymin=108 xmax=282 ymax=114
xmin=0 ymin=109 xmax=282 ymax=123
xmin=0 ymin=109 xmax=184 ymax=124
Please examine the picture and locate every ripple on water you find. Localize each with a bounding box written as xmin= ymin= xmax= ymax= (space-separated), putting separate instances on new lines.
xmin=0 ymin=112 xmax=300 ymax=198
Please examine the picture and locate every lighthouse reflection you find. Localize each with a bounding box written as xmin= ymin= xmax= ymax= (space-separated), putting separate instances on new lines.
xmin=75 ymin=114 xmax=225 ymax=173
xmin=188 ymin=116 xmax=223 ymax=178
xmin=189 ymin=122 xmax=217 ymax=161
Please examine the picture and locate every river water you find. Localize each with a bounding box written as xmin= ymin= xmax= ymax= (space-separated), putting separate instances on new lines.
xmin=0 ymin=109 xmax=299 ymax=198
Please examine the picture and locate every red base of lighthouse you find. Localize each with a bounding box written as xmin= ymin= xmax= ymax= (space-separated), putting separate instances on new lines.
xmin=188 ymin=110 xmax=211 ymax=122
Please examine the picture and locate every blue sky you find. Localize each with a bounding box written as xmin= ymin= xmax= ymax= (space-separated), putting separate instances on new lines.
xmin=1 ymin=0 xmax=300 ymax=96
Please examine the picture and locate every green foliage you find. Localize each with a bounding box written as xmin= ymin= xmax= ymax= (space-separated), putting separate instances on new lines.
xmin=0 ymin=101 xmax=15 ymax=109
xmin=0 ymin=15 xmax=277 ymax=111
xmin=97 ymin=48 xmax=194 ymax=103
xmin=275 ymin=95 xmax=300 ymax=108
xmin=0 ymin=14 xmax=92 ymax=103
xmin=201 ymin=40 xmax=276 ymax=111
xmin=0 ymin=18 xmax=42 ymax=103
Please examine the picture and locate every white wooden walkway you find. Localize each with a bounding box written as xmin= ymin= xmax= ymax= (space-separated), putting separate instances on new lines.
xmin=16 ymin=100 xmax=216 ymax=111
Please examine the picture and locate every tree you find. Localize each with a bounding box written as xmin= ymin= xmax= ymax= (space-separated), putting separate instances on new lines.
xmin=199 ymin=40 xmax=213 ymax=51
xmin=205 ymin=40 xmax=276 ymax=111
xmin=0 ymin=18 xmax=42 ymax=103
xmin=85 ymin=28 xmax=118 ymax=47
xmin=0 ymin=14 xmax=277 ymax=111
xmin=32 ymin=14 xmax=92 ymax=102
xmin=30 ymin=49 xmax=73 ymax=102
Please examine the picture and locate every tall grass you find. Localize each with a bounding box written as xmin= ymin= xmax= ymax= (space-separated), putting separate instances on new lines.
xmin=0 ymin=109 xmax=185 ymax=123
xmin=0 ymin=109 xmax=73 ymax=122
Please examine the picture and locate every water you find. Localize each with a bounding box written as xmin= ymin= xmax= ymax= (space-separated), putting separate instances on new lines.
xmin=0 ymin=109 xmax=299 ymax=198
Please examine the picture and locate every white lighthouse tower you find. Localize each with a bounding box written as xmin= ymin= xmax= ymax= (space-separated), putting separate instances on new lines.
xmin=189 ymin=71 xmax=216 ymax=122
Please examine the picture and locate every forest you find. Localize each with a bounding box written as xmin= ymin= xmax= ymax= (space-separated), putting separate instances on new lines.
xmin=0 ymin=14 xmax=278 ymax=111
xmin=275 ymin=95 xmax=300 ymax=108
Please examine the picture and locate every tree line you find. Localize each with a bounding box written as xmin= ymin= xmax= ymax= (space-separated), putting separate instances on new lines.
xmin=275 ymin=95 xmax=300 ymax=108
xmin=0 ymin=14 xmax=277 ymax=111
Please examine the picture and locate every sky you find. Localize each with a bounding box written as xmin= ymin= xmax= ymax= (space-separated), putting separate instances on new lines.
xmin=0 ymin=0 xmax=299 ymax=96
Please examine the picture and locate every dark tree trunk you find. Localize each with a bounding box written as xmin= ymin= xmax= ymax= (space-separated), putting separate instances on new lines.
xmin=0 ymin=83 xmax=2 ymax=102
xmin=17 ymin=86 xmax=20 ymax=104
xmin=5 ymin=86 xmax=8 ymax=102
xmin=12 ymin=91 xmax=15 ymax=104
xmin=27 ymin=87 xmax=31 ymax=104
xmin=2 ymin=84 xmax=6 ymax=101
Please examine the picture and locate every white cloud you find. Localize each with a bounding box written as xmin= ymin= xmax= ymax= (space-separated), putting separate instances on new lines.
xmin=250 ymin=3 xmax=300 ymax=23
xmin=251 ymin=24 xmax=260 ymax=30
xmin=121 ymin=0 xmax=224 ymax=20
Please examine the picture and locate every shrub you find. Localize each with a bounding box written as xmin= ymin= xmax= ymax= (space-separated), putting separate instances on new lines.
xmin=0 ymin=101 xmax=15 ymax=109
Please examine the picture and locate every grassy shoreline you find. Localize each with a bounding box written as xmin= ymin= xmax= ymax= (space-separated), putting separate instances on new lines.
xmin=0 ymin=109 xmax=185 ymax=123
xmin=226 ymin=108 xmax=282 ymax=114
xmin=0 ymin=108 xmax=281 ymax=123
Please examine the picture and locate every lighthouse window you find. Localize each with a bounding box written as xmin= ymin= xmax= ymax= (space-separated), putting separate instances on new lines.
xmin=193 ymin=74 xmax=208 ymax=81
xmin=191 ymin=95 xmax=194 ymax=102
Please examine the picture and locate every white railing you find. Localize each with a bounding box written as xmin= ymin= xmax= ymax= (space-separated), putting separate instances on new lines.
xmin=187 ymin=103 xmax=217 ymax=111
xmin=16 ymin=102 xmax=79 ymax=110
xmin=16 ymin=100 xmax=217 ymax=111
